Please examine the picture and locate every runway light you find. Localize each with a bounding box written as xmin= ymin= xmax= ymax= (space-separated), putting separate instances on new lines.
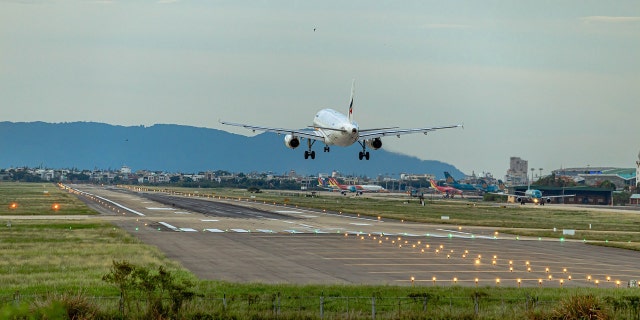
xmin=595 ymin=280 xmax=599 ymax=287
xmin=545 ymin=267 xmax=550 ymax=273
xmin=475 ymin=259 xmax=481 ymax=265
xmin=509 ymin=260 xmax=513 ymax=266
xmin=616 ymin=280 xmax=621 ymax=288
xmin=525 ymin=261 xmax=530 ymax=266
xmin=587 ymin=275 xmax=592 ymax=281
xmin=9 ymin=202 xmax=18 ymax=209
xmin=453 ymin=277 xmax=458 ymax=284
xmin=475 ymin=278 xmax=479 ymax=286
xmin=432 ymin=276 xmax=437 ymax=285
xmin=538 ymin=279 xmax=543 ymax=287
xmin=563 ymin=268 xmax=567 ymax=273
xmin=527 ymin=267 xmax=532 ymax=272
xmin=606 ymin=276 xmax=611 ymax=282
xmin=411 ymin=276 xmax=415 ymax=287
xmin=496 ymin=278 xmax=500 ymax=286
xmin=548 ymin=275 xmax=553 ymax=280
xmin=517 ymin=278 xmax=521 ymax=288
xmin=509 ymin=266 xmax=513 ymax=272
xmin=560 ymin=279 xmax=564 ymax=287
xmin=568 ymin=275 xmax=572 ymax=281
xmin=51 ymin=203 xmax=60 ymax=211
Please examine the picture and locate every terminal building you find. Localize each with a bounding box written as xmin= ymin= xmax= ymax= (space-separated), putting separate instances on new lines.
xmin=551 ymin=167 xmax=636 ymax=191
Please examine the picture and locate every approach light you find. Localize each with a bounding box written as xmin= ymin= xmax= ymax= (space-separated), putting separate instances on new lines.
xmin=9 ymin=202 xmax=18 ymax=209
xmin=51 ymin=203 xmax=60 ymax=211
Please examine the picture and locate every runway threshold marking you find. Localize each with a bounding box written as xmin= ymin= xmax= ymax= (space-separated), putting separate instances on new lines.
xmin=205 ymin=228 xmax=225 ymax=233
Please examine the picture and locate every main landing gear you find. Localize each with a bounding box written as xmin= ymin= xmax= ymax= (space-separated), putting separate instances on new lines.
xmin=357 ymin=141 xmax=370 ymax=160
xmin=304 ymin=139 xmax=316 ymax=159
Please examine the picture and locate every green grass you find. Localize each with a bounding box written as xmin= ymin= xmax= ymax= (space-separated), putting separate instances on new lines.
xmin=0 ymin=182 xmax=95 ymax=215
xmin=0 ymin=219 xmax=192 ymax=296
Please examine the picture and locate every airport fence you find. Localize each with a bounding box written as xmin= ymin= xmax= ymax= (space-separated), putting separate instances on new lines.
xmin=3 ymin=291 xmax=640 ymax=319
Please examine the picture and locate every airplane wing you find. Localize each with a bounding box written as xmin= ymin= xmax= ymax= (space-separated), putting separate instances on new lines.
xmin=544 ymin=194 xmax=576 ymax=198
xmin=358 ymin=124 xmax=463 ymax=140
xmin=219 ymin=121 xmax=325 ymax=141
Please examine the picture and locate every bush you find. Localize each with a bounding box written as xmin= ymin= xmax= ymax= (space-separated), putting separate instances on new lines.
xmin=552 ymin=294 xmax=610 ymax=320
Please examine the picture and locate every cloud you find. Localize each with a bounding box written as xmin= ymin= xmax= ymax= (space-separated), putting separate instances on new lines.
xmin=581 ymin=16 xmax=640 ymax=23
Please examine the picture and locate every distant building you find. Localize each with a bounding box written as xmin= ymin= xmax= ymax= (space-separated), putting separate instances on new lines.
xmin=506 ymin=157 xmax=528 ymax=186
xmin=552 ymin=167 xmax=636 ymax=190
xmin=636 ymin=150 xmax=640 ymax=189
xmin=400 ymin=173 xmax=436 ymax=181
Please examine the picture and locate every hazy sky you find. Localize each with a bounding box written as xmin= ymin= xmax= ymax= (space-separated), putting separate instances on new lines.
xmin=1 ymin=1 xmax=639 ymax=178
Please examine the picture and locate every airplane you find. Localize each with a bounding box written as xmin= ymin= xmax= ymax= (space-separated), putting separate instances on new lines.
xmin=220 ymin=81 xmax=462 ymax=160
xmin=492 ymin=180 xmax=575 ymax=205
xmin=328 ymin=177 xmax=387 ymax=195
xmin=429 ymin=179 xmax=463 ymax=198
xmin=324 ymin=177 xmax=386 ymax=195
xmin=443 ymin=172 xmax=477 ymax=191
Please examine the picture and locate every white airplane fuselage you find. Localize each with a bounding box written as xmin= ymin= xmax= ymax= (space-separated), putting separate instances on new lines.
xmin=313 ymin=109 xmax=359 ymax=147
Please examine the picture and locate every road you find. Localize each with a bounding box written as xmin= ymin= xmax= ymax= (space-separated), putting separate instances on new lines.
xmin=65 ymin=184 xmax=639 ymax=288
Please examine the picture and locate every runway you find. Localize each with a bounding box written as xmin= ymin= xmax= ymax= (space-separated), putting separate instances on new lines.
xmin=68 ymin=184 xmax=640 ymax=288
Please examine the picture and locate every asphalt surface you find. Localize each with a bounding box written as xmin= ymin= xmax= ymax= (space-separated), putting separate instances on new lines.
xmin=65 ymin=184 xmax=640 ymax=288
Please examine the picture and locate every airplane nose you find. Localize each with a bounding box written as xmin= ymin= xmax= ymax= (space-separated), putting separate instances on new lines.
xmin=352 ymin=128 xmax=357 ymax=134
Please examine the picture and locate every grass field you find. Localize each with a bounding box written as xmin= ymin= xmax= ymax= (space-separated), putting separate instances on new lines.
xmin=2 ymin=183 xmax=640 ymax=319
xmin=0 ymin=182 xmax=95 ymax=216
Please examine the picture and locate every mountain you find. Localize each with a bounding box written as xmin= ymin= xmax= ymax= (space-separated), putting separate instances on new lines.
xmin=0 ymin=121 xmax=465 ymax=179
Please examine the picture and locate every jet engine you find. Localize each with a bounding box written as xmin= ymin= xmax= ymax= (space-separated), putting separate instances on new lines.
xmin=366 ymin=138 xmax=382 ymax=150
xmin=544 ymin=198 xmax=551 ymax=204
xmin=516 ymin=197 xmax=524 ymax=204
xmin=284 ymin=134 xmax=300 ymax=149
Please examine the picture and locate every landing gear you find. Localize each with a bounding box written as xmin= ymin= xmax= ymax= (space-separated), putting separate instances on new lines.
xmin=323 ymin=145 xmax=330 ymax=152
xmin=304 ymin=139 xmax=316 ymax=160
xmin=357 ymin=141 xmax=370 ymax=160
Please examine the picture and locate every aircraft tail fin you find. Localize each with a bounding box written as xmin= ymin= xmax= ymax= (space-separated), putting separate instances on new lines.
xmin=348 ymin=80 xmax=355 ymax=122
xmin=317 ymin=178 xmax=327 ymax=187
xmin=429 ymin=179 xmax=438 ymax=189
xmin=444 ymin=172 xmax=456 ymax=183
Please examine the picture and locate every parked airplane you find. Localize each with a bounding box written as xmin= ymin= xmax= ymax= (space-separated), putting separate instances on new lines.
xmin=443 ymin=172 xmax=504 ymax=193
xmin=329 ymin=178 xmax=387 ymax=194
xmin=429 ymin=179 xmax=463 ymax=198
xmin=443 ymin=172 xmax=477 ymax=191
xmin=220 ymin=81 xmax=462 ymax=160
